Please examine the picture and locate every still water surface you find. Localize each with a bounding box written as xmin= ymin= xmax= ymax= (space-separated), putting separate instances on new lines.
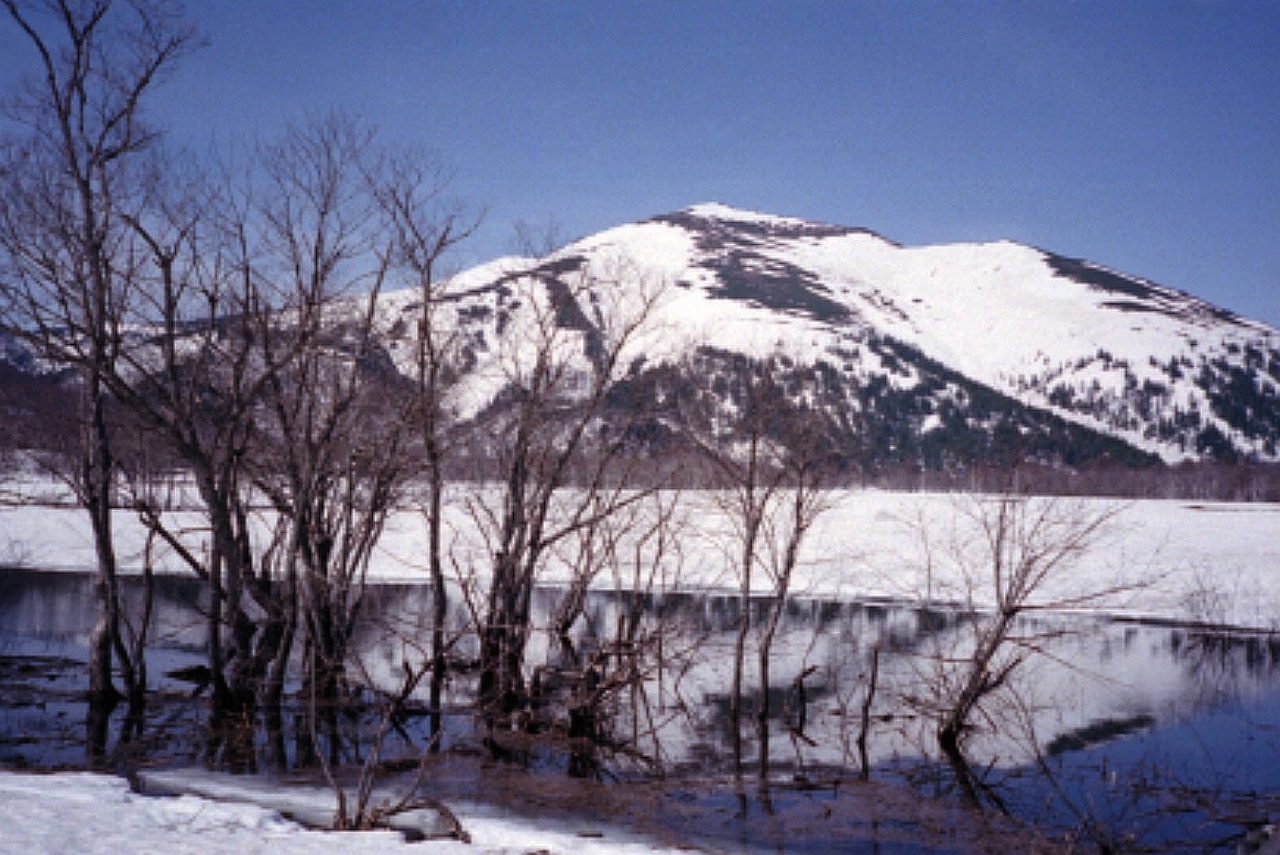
xmin=2 ymin=568 xmax=1278 ymax=852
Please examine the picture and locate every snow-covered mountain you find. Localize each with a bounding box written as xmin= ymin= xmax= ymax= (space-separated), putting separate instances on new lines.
xmin=4 ymin=203 xmax=1278 ymax=470
xmin=375 ymin=203 xmax=1280 ymax=468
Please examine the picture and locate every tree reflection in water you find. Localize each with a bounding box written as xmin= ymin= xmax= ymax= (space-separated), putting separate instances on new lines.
xmin=2 ymin=568 xmax=1280 ymax=851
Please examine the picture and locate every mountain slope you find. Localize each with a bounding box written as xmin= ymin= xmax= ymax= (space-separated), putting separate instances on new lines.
xmin=376 ymin=203 xmax=1280 ymax=467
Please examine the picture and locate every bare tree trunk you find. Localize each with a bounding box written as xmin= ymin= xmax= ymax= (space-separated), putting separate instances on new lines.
xmin=263 ymin=557 xmax=297 ymax=770
xmin=937 ymin=609 xmax=1017 ymax=762
xmin=198 ymin=471 xmax=266 ymax=771
xmin=426 ymin=445 xmax=447 ymax=747
xmin=755 ymin=581 xmax=786 ymax=781
xmin=85 ymin=382 xmax=122 ymax=711
xmin=729 ymin=509 xmax=757 ymax=775
xmin=856 ymin=644 xmax=879 ymax=780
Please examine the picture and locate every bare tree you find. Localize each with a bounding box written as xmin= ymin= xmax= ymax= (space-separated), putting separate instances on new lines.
xmin=602 ymin=492 xmax=687 ymax=762
xmin=87 ymin=113 xmax=478 ymax=779
xmin=61 ymin=135 xmax=313 ymax=768
xmin=465 ymin=258 xmax=665 ymax=723
xmin=482 ymin=486 xmax=698 ymax=778
xmin=241 ymin=115 xmax=396 ymax=767
xmin=88 ymin=116 xmax=400 ymax=768
xmin=901 ymin=485 xmax=1130 ymax=798
xmin=374 ymin=147 xmax=479 ymax=747
xmin=678 ymin=355 xmax=819 ymax=775
xmin=754 ymin=439 xmax=835 ymax=781
xmin=0 ymin=0 xmax=196 ymax=758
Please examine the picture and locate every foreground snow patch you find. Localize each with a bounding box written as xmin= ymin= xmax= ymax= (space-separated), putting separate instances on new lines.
xmin=0 ymin=771 xmax=692 ymax=855
xmin=0 ymin=771 xmax=412 ymax=855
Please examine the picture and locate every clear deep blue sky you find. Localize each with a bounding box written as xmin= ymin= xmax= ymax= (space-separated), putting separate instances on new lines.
xmin=3 ymin=1 xmax=1279 ymax=327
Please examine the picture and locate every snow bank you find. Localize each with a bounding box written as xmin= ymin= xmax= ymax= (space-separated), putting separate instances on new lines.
xmin=0 ymin=770 xmax=691 ymax=855
xmin=0 ymin=771 xmax=412 ymax=855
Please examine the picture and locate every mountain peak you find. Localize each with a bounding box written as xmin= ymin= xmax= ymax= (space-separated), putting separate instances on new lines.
xmin=679 ymin=202 xmax=808 ymax=226
xmin=650 ymin=204 xmax=877 ymax=248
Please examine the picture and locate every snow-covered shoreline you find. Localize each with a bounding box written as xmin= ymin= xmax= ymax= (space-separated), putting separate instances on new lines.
xmin=3 ymin=482 xmax=1277 ymax=630
xmin=0 ymin=770 xmax=691 ymax=855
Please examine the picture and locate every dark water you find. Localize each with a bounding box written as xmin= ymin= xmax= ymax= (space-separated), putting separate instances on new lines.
xmin=2 ymin=567 xmax=1279 ymax=853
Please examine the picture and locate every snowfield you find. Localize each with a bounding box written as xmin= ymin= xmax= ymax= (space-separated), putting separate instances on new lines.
xmin=3 ymin=482 xmax=1277 ymax=630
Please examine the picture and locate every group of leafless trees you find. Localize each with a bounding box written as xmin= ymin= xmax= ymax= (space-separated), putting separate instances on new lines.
xmin=0 ymin=0 xmax=483 ymax=770
xmin=0 ymin=1 xmax=716 ymax=786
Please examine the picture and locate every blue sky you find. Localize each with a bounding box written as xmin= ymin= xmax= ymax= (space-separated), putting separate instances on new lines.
xmin=3 ymin=1 xmax=1279 ymax=327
